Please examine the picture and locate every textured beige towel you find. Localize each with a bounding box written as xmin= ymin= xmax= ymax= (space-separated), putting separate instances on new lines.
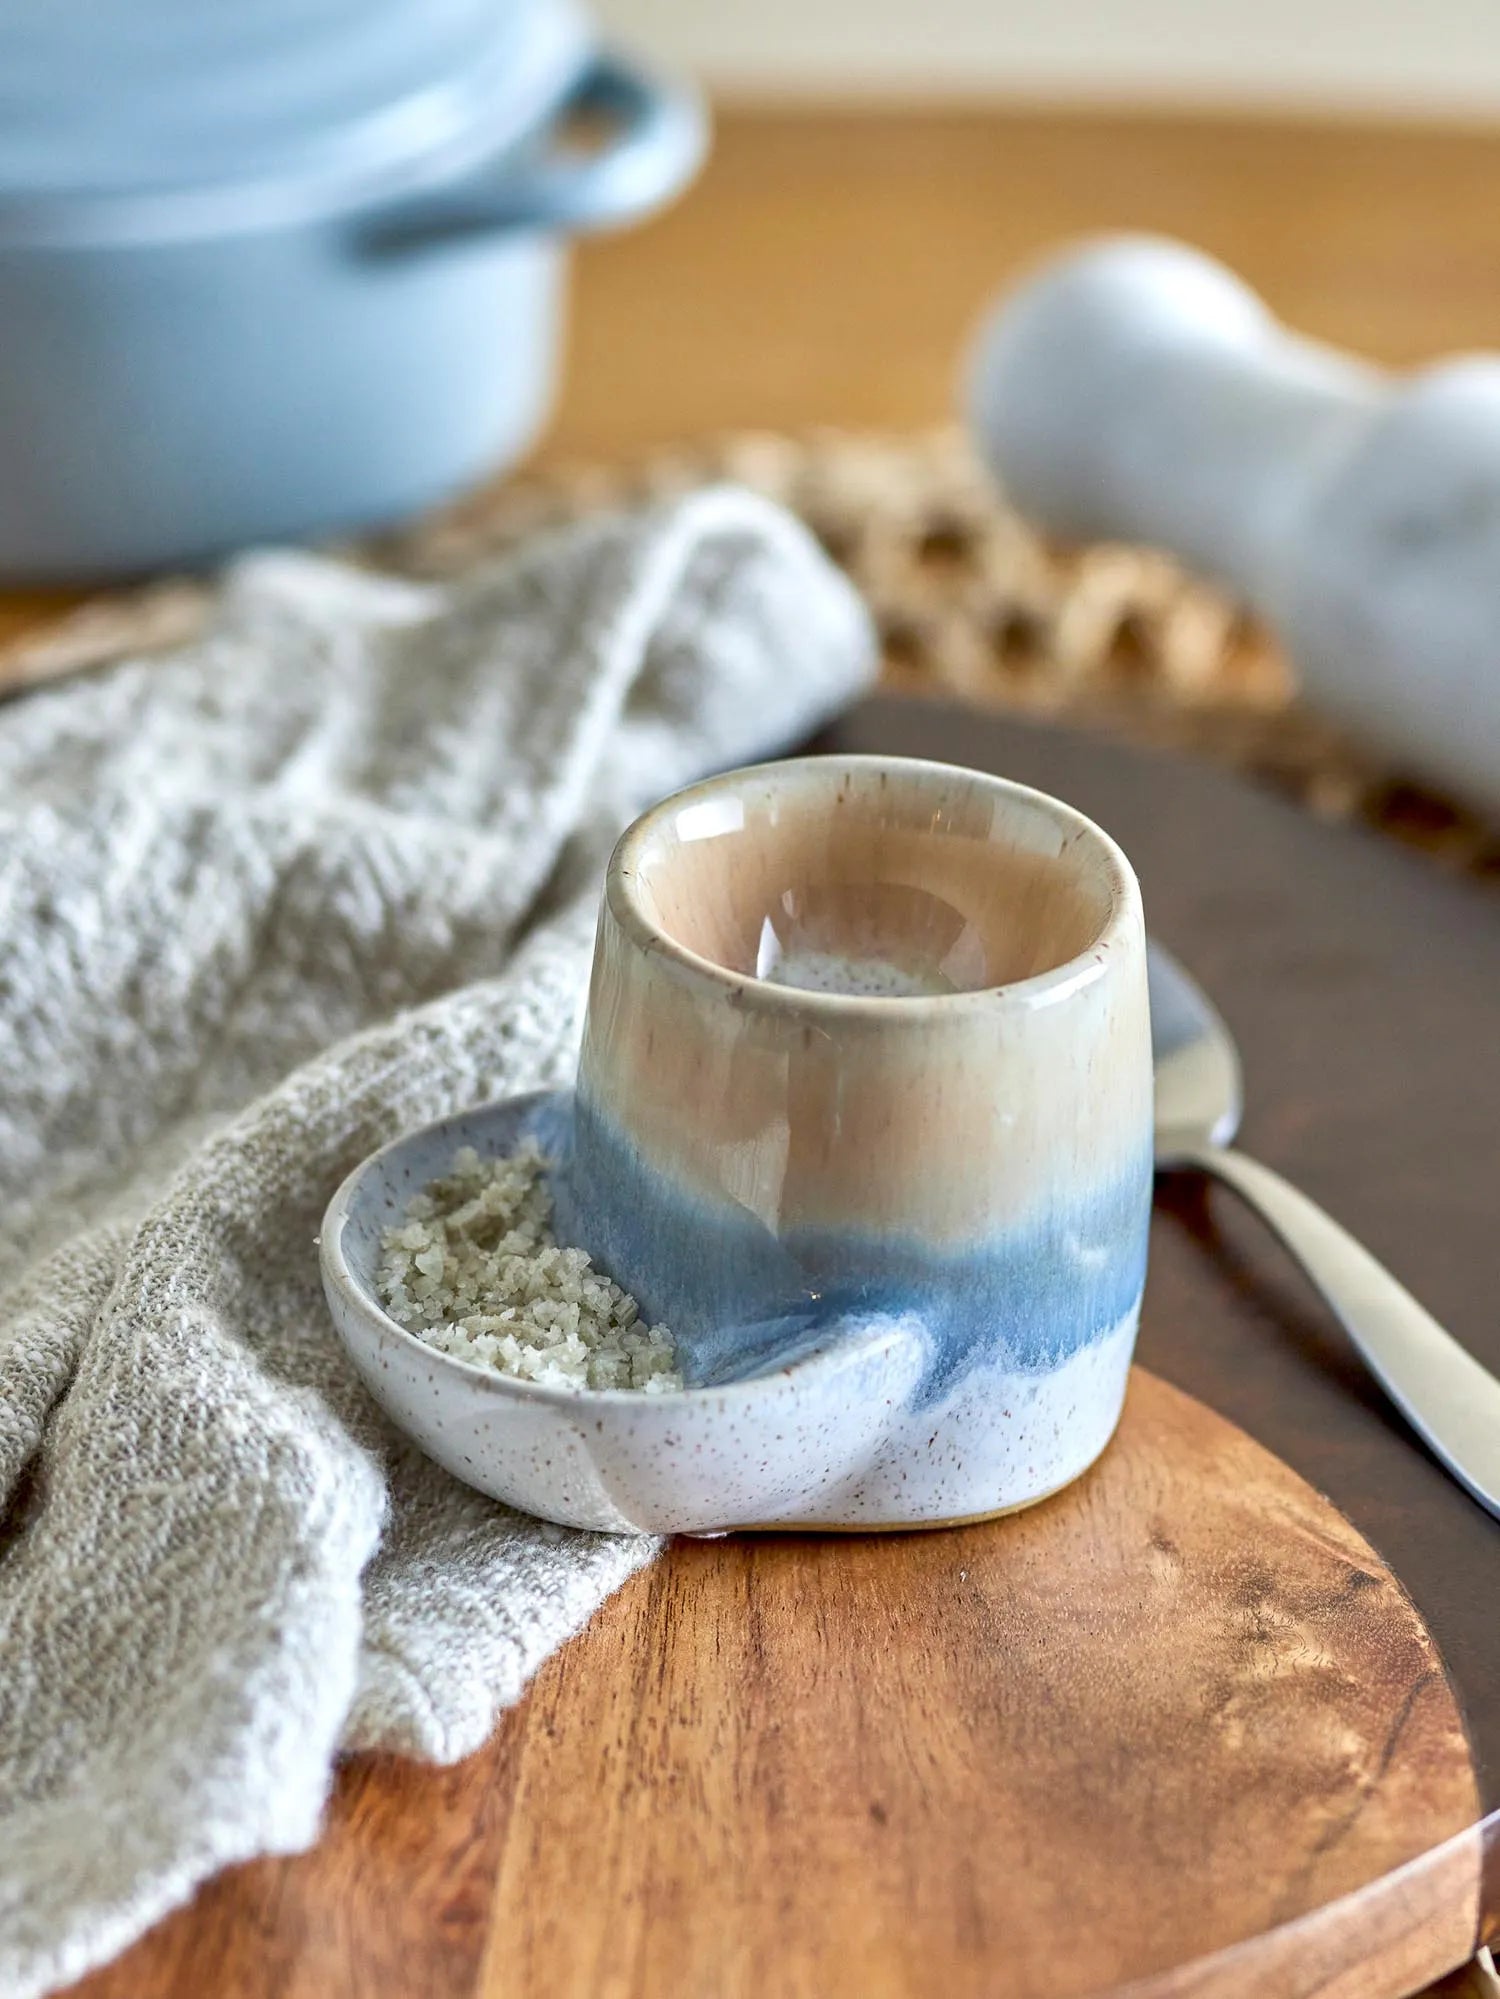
xmin=0 ymin=488 xmax=876 ymax=1998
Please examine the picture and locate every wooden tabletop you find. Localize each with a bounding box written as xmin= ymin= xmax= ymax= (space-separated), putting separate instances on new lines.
xmin=549 ymin=102 xmax=1500 ymax=457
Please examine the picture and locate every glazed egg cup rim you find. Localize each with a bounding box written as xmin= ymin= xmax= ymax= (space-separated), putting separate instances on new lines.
xmin=608 ymin=751 xmax=1142 ymax=1016
xmin=319 ymin=1094 xmax=912 ymax=1411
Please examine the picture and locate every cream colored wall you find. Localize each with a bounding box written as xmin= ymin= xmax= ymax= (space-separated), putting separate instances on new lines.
xmin=593 ymin=0 xmax=1500 ymax=114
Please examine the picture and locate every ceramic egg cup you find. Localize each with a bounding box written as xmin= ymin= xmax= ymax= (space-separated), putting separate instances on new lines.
xmin=321 ymin=755 xmax=1153 ymax=1536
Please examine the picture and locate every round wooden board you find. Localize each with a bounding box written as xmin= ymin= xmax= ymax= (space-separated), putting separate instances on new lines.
xmin=470 ymin=1370 xmax=1483 ymax=1999
xmin=66 ymin=700 xmax=1500 ymax=1999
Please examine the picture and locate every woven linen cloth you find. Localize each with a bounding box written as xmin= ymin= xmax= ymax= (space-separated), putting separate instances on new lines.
xmin=0 ymin=486 xmax=876 ymax=1999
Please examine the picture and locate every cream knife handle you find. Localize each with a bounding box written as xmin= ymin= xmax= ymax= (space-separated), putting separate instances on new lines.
xmin=1184 ymin=1141 xmax=1500 ymax=1521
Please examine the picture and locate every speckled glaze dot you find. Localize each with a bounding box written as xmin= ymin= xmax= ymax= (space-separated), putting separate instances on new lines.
xmin=763 ymin=948 xmax=952 ymax=999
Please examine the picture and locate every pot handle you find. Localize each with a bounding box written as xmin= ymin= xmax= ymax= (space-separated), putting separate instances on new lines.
xmin=359 ymin=51 xmax=707 ymax=255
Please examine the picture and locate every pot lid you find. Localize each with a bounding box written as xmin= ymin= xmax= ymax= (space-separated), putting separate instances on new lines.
xmin=0 ymin=0 xmax=593 ymax=233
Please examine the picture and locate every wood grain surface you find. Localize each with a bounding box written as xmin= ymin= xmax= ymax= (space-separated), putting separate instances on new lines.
xmin=548 ymin=104 xmax=1500 ymax=458
xmin=61 ymin=701 xmax=1500 ymax=1999
xmin=67 ymin=1372 xmax=1480 ymax=1999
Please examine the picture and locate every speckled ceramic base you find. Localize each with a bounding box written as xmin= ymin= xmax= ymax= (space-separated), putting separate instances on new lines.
xmin=770 ymin=1313 xmax=1139 ymax=1527
xmin=729 ymin=1404 xmax=1131 ymax=1536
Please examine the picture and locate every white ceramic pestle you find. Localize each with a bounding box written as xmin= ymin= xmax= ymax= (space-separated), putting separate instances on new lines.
xmin=967 ymin=235 xmax=1500 ymax=813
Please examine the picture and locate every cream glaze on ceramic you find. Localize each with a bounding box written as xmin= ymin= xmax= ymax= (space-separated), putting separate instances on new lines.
xmin=575 ymin=757 xmax=1150 ymax=1246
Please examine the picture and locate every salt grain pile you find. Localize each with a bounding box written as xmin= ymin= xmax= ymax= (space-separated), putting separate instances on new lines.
xmin=377 ymin=1142 xmax=682 ymax=1392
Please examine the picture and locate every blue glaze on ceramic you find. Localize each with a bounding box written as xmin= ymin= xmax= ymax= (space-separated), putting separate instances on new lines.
xmin=403 ymin=1085 xmax=1146 ymax=1408
xmin=552 ymin=1086 xmax=1151 ymax=1405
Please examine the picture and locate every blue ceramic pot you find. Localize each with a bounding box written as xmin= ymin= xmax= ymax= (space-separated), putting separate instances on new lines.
xmin=0 ymin=0 xmax=705 ymax=580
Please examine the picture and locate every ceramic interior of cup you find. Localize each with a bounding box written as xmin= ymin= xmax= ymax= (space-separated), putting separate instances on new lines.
xmin=624 ymin=757 xmax=1117 ymax=999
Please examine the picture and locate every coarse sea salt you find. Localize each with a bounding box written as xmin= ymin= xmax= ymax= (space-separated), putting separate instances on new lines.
xmin=376 ymin=1141 xmax=682 ymax=1394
